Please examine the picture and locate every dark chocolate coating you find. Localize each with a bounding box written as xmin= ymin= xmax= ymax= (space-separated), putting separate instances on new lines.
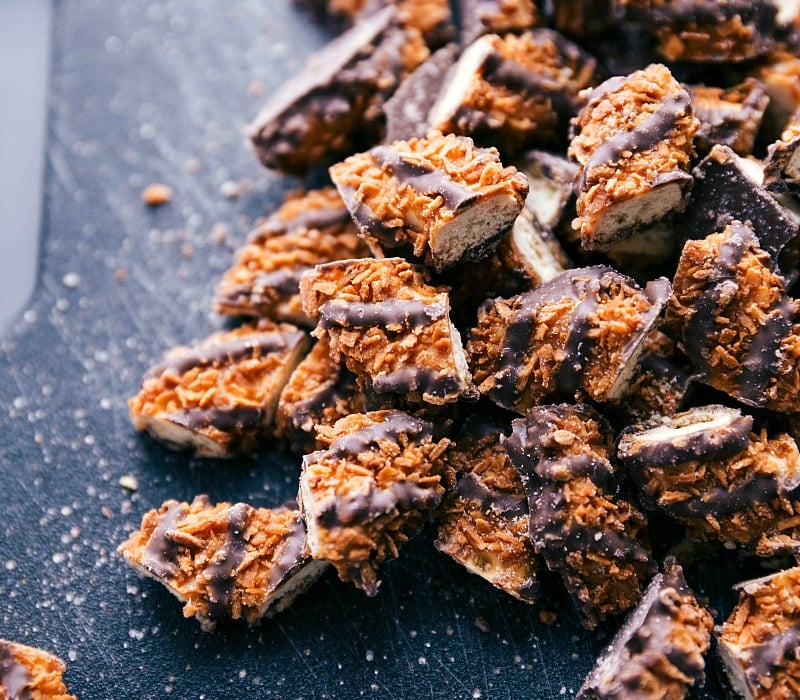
xmin=252 ymin=205 xmax=352 ymax=239
xmin=746 ymin=625 xmax=800 ymax=692
xmin=267 ymin=514 xmax=308 ymax=592
xmin=616 ymin=405 xmax=754 ymax=469
xmin=454 ymin=472 xmax=528 ymax=518
xmin=682 ymin=146 xmax=798 ymax=262
xmin=577 ymin=557 xmax=707 ymax=700
xmin=166 ymin=406 xmax=265 ymax=434
xmin=285 ymin=364 xmax=359 ymax=433
xmin=142 ymin=502 xmax=189 ymax=579
xmin=206 ymin=503 xmax=249 ymax=617
xmin=318 ymin=298 xmax=447 ymax=332
xmin=0 ymin=642 xmax=33 ymax=700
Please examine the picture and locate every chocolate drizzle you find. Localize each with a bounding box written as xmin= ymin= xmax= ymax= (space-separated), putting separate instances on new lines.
xmin=325 ymin=411 xmax=433 ymax=460
xmin=167 ymin=405 xmax=265 ymax=433
xmin=267 ymin=514 xmax=308 ymax=592
xmin=259 ymin=205 xmax=351 ymax=238
xmin=143 ymin=502 xmax=188 ymax=579
xmin=746 ymin=625 xmax=800 ymax=688
xmin=370 ymin=145 xmax=478 ymax=212
xmin=206 ymin=503 xmax=250 ymax=617
xmin=370 ymin=365 xmax=463 ymax=400
xmin=319 ymin=298 xmax=447 ymax=331
xmin=454 ymin=472 xmax=528 ymax=518
xmin=0 ymin=643 xmax=33 ymax=700
xmin=580 ymin=87 xmax=691 ymax=188
xmin=143 ymin=329 xmax=304 ymax=381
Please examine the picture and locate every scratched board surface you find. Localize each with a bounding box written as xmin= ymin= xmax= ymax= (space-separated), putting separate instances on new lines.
xmin=0 ymin=2 xmax=762 ymax=698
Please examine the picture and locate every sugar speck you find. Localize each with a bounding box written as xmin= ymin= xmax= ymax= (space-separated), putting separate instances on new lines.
xmin=62 ymin=273 xmax=81 ymax=289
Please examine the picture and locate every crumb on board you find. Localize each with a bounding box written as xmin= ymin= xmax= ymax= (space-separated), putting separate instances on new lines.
xmin=141 ymin=183 xmax=174 ymax=206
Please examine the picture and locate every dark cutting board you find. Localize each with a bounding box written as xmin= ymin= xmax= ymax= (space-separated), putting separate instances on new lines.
xmin=0 ymin=2 xmax=754 ymax=697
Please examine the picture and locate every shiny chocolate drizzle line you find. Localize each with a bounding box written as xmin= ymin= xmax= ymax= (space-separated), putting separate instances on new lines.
xmin=215 ymin=268 xmax=305 ymax=310
xmin=206 ymin=503 xmax=250 ymax=617
xmin=256 ymin=205 xmax=351 ymax=239
xmin=370 ymin=365 xmax=463 ymax=399
xmin=290 ymin=365 xmax=358 ymax=430
xmin=326 ymin=411 xmax=433 ymax=460
xmin=338 ymin=183 xmax=406 ymax=251
xmin=661 ymin=472 xmax=781 ymax=519
xmin=143 ymin=330 xmax=303 ymax=381
xmin=370 ymin=145 xmax=479 ymax=212
xmin=455 ymin=471 xmax=528 ymax=518
xmin=143 ymin=502 xmax=188 ymax=579
xmin=166 ymin=405 xmax=264 ymax=433
xmin=319 ymin=298 xmax=447 ymax=331
xmin=580 ymin=88 xmax=691 ymax=188
xmin=0 ymin=643 xmax=33 ymax=700
xmin=267 ymin=514 xmax=307 ymax=592
xmin=649 ymin=0 xmax=775 ymax=25
xmin=746 ymin=625 xmax=800 ymax=689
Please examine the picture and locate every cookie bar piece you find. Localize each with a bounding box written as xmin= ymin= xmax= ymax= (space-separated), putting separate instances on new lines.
xmin=456 ymin=0 xmax=540 ymax=46
xmin=503 ymin=403 xmax=656 ymax=629
xmin=576 ymin=557 xmax=712 ymax=700
xmin=467 ymin=265 xmax=671 ymax=413
xmin=0 ymin=639 xmax=75 ymax=700
xmin=517 ymin=149 xmax=579 ymax=234
xmin=119 ymin=496 xmax=326 ymax=630
xmin=214 ymin=187 xmax=371 ymax=326
xmin=428 ymin=30 xmax=596 ymax=154
xmin=666 ymin=222 xmax=800 ymax=412
xmin=299 ymin=410 xmax=450 ymax=595
xmin=329 ymin=131 xmax=529 ymax=271
xmin=568 ymin=63 xmax=699 ymax=251
xmin=129 ymin=320 xmax=309 ymax=457
xmin=617 ymin=405 xmax=800 ymax=556
xmin=275 ymin=336 xmax=365 ymax=453
xmin=689 ymin=79 xmax=769 ymax=157
xmin=637 ymin=0 xmax=780 ymax=63
xmin=553 ymin=0 xmax=626 ymax=36
xmin=300 ymin=257 xmax=473 ymax=404
xmin=717 ymin=566 xmax=800 ymax=699
xmin=682 ymin=145 xmax=799 ymax=263
xmin=435 ymin=414 xmax=538 ymax=603
xmin=248 ymin=7 xmax=428 ymax=174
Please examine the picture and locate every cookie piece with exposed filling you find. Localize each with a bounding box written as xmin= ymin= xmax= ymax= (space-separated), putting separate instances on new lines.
xmin=214 ymin=187 xmax=371 ymax=327
xmin=129 ymin=320 xmax=309 ymax=457
xmin=428 ymin=29 xmax=596 ymax=154
xmin=248 ymin=7 xmax=429 ymax=174
xmin=503 ymin=403 xmax=656 ymax=629
xmin=618 ymin=405 xmax=800 ymax=556
xmin=467 ymin=265 xmax=671 ymax=412
xmin=300 ymin=257 xmax=474 ymax=404
xmin=569 ymin=63 xmax=698 ymax=251
xmin=298 ymin=410 xmax=451 ymax=595
xmin=718 ymin=566 xmax=800 ymax=699
xmin=329 ymin=131 xmax=529 ymax=270
xmin=435 ymin=414 xmax=538 ymax=603
xmin=118 ymin=496 xmax=326 ymax=630
xmin=577 ymin=557 xmax=713 ymax=700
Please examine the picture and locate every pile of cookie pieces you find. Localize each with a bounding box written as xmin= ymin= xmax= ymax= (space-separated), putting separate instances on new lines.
xmin=118 ymin=0 xmax=800 ymax=697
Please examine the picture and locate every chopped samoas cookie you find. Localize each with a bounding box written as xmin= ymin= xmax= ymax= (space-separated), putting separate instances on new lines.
xmin=0 ymin=639 xmax=75 ymax=700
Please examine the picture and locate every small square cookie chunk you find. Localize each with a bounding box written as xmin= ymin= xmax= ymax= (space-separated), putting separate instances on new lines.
xmin=0 ymin=639 xmax=76 ymax=700
xmin=517 ymin=149 xmax=579 ymax=233
xmin=298 ymin=410 xmax=451 ymax=595
xmin=118 ymin=496 xmax=326 ymax=630
xmin=576 ymin=557 xmax=713 ymax=700
xmin=467 ymin=265 xmax=671 ymax=412
xmin=428 ymin=29 xmax=596 ymax=155
xmin=717 ymin=566 xmax=800 ymax=699
xmin=689 ymin=79 xmax=769 ymax=157
xmin=666 ymin=222 xmax=800 ymax=412
xmin=275 ymin=336 xmax=366 ymax=453
xmin=435 ymin=414 xmax=538 ymax=603
xmin=502 ymin=403 xmax=656 ymax=629
xmin=568 ymin=63 xmax=699 ymax=251
xmin=248 ymin=7 xmax=429 ymax=174
xmin=214 ymin=187 xmax=371 ymax=327
xmin=636 ymin=0 xmax=781 ymax=63
xmin=300 ymin=257 xmax=474 ymax=405
xmin=129 ymin=320 xmax=309 ymax=457
xmin=618 ymin=405 xmax=800 ymax=557
xmin=329 ymin=131 xmax=529 ymax=271
xmin=764 ymin=107 xmax=800 ymax=190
